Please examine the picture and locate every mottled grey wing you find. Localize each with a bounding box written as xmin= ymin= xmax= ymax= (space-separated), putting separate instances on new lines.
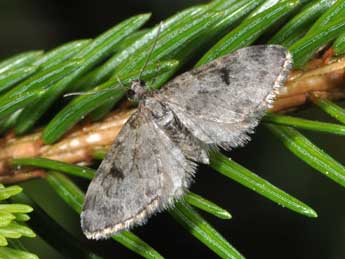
xmin=81 ymin=107 xmax=194 ymax=239
xmin=156 ymin=45 xmax=292 ymax=149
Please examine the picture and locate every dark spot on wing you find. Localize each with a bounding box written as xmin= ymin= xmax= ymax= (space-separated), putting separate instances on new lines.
xmin=198 ymin=89 xmax=209 ymax=94
xmin=110 ymin=167 xmax=124 ymax=179
xmin=100 ymin=167 xmax=125 ymax=197
xmin=219 ymin=67 xmax=230 ymax=85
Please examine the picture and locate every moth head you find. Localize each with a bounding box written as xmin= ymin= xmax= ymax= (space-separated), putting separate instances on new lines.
xmin=128 ymin=79 xmax=147 ymax=102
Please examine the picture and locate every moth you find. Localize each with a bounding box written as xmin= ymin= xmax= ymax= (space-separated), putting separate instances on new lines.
xmin=81 ymin=45 xmax=293 ymax=239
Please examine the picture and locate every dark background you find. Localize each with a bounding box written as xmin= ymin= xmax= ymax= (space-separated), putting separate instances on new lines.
xmin=2 ymin=1 xmax=345 ymax=259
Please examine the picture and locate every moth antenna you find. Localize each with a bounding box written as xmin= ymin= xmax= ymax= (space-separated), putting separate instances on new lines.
xmin=149 ymin=62 xmax=162 ymax=87
xmin=64 ymin=91 xmax=93 ymax=97
xmin=63 ymin=77 xmax=127 ymax=98
xmin=138 ymin=21 xmax=163 ymax=81
xmin=115 ymin=74 xmax=125 ymax=88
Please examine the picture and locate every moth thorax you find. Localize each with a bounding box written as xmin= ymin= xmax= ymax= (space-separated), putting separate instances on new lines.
xmin=145 ymin=100 xmax=174 ymax=127
xmin=128 ymin=79 xmax=147 ymax=102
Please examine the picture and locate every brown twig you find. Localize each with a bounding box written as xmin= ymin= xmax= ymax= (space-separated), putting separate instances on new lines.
xmin=1 ymin=54 xmax=345 ymax=183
